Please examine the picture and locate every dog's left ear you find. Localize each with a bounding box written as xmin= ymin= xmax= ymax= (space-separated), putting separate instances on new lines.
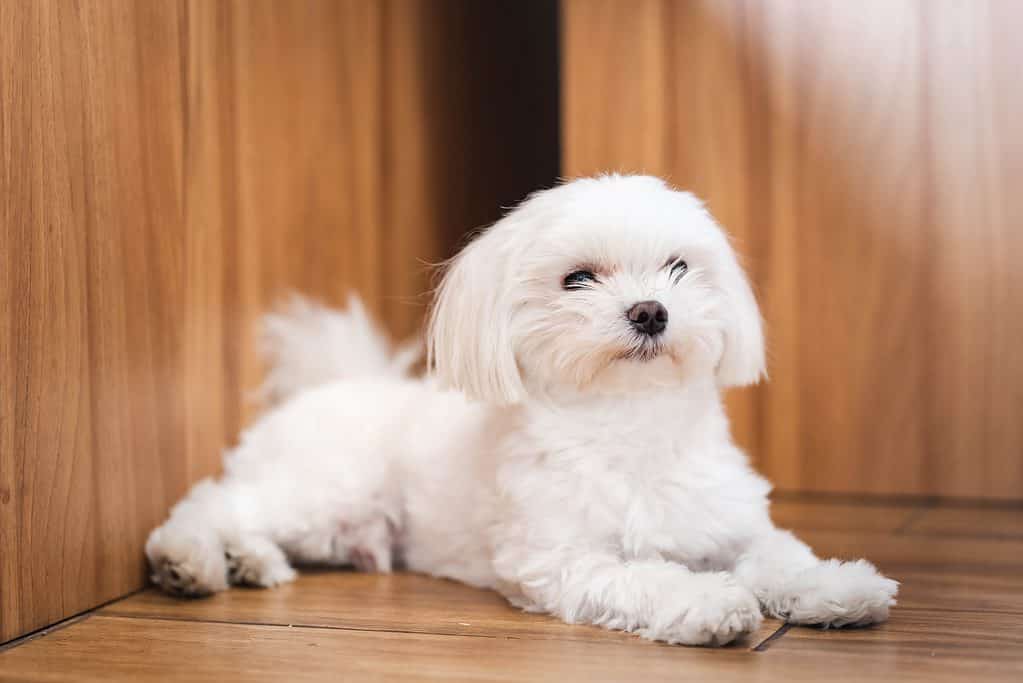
xmin=715 ymin=241 xmax=766 ymax=387
xmin=427 ymin=223 xmax=526 ymax=405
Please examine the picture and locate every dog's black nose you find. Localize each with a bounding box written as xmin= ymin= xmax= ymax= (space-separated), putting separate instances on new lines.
xmin=626 ymin=300 xmax=668 ymax=336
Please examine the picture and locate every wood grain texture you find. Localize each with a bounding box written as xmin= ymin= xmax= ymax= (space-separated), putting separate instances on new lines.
xmin=768 ymin=609 xmax=1023 ymax=682
xmin=904 ymin=506 xmax=1023 ymax=539
xmin=101 ymin=571 xmax=781 ymax=644
xmin=1 ymin=0 xmax=189 ymax=644
xmin=796 ymin=529 xmax=1023 ymax=573
xmin=1 ymin=0 xmax=557 ymax=643
xmin=922 ymin=0 xmax=1023 ymax=499
xmin=769 ymin=499 xmax=920 ymax=534
xmin=771 ymin=498 xmax=1023 ymax=571
xmin=562 ymin=0 xmax=1023 ymax=499
xmin=892 ymin=568 xmax=1023 ymax=613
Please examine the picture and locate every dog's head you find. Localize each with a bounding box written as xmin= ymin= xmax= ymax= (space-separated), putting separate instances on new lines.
xmin=428 ymin=175 xmax=764 ymax=404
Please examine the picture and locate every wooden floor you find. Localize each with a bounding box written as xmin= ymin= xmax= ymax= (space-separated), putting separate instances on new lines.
xmin=2 ymin=498 xmax=1021 ymax=682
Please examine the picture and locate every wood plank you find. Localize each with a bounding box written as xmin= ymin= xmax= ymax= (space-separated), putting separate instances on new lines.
xmin=180 ymin=0 xmax=238 ymax=482
xmin=892 ymin=568 xmax=1023 ymax=614
xmin=923 ymin=0 xmax=1023 ymax=499
xmin=797 ymin=529 xmax=1023 ymax=573
xmin=755 ymin=0 xmax=931 ymax=496
xmin=769 ymin=609 xmax=1023 ymax=682
xmin=904 ymin=507 xmax=1023 ymax=540
xmin=770 ymin=499 xmax=920 ymax=534
xmin=772 ymin=498 xmax=1023 ymax=539
xmin=0 ymin=0 xmax=188 ymax=643
xmin=561 ymin=0 xmax=670 ymax=177
xmin=101 ymin=571 xmax=781 ymax=645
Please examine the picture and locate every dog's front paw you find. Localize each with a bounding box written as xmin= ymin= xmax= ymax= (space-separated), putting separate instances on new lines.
xmin=225 ymin=536 xmax=297 ymax=588
xmin=146 ymin=526 xmax=228 ymax=598
xmin=768 ymin=559 xmax=898 ymax=627
xmin=642 ymin=573 xmax=763 ymax=646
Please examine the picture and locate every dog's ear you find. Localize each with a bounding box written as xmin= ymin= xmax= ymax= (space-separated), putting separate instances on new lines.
xmin=428 ymin=225 xmax=526 ymax=404
xmin=715 ymin=241 xmax=766 ymax=387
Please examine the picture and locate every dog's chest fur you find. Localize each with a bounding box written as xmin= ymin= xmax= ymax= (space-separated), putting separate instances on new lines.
xmin=574 ymin=446 xmax=761 ymax=569
xmin=498 ymin=389 xmax=770 ymax=572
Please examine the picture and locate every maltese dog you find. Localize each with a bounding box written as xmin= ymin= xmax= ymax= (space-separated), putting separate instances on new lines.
xmin=146 ymin=174 xmax=897 ymax=646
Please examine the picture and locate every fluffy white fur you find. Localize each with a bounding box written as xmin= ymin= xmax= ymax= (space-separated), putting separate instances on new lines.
xmin=146 ymin=174 xmax=897 ymax=646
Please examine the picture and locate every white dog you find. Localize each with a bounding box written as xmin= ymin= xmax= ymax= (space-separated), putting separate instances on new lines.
xmin=146 ymin=174 xmax=897 ymax=646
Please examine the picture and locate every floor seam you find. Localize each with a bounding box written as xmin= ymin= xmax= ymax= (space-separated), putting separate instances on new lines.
xmin=95 ymin=612 xmax=629 ymax=645
xmin=95 ymin=612 xmax=505 ymax=639
xmin=751 ymin=623 xmax=791 ymax=652
xmin=894 ymin=505 xmax=935 ymax=535
xmin=890 ymin=606 xmax=1023 ymax=616
xmin=895 ymin=528 xmax=1023 ymax=541
xmin=96 ymin=611 xmax=781 ymax=651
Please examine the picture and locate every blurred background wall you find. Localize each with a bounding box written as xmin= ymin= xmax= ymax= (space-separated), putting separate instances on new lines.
xmin=2 ymin=0 xmax=1021 ymax=645
xmin=563 ymin=0 xmax=1023 ymax=501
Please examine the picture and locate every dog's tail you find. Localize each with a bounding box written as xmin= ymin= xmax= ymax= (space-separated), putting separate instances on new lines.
xmin=259 ymin=294 xmax=420 ymax=406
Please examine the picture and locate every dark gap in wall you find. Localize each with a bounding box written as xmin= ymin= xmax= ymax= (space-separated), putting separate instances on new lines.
xmin=431 ymin=0 xmax=561 ymax=252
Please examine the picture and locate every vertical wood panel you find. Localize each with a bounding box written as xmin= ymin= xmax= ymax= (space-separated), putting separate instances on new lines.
xmin=182 ymin=0 xmax=235 ymax=483
xmin=754 ymin=1 xmax=931 ymax=496
xmin=923 ymin=0 xmax=1023 ymax=498
xmin=562 ymin=0 xmax=669 ymax=176
xmin=562 ymin=0 xmax=1023 ymax=499
xmin=1 ymin=0 xmax=188 ymax=642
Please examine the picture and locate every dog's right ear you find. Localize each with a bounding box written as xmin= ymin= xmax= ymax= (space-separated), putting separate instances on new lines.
xmin=427 ymin=224 xmax=526 ymax=405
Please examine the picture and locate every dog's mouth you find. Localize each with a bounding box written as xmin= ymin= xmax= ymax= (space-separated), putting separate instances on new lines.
xmin=618 ymin=340 xmax=663 ymax=362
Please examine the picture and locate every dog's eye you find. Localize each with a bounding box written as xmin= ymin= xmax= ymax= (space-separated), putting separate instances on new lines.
xmin=563 ymin=270 xmax=596 ymax=290
xmin=670 ymin=259 xmax=688 ymax=282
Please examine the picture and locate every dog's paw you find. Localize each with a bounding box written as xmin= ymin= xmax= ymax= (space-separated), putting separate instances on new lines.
xmin=643 ymin=573 xmax=763 ymax=646
xmin=225 ymin=537 xmax=297 ymax=588
xmin=331 ymin=517 xmax=395 ymax=573
xmin=768 ymin=559 xmax=898 ymax=627
xmin=146 ymin=526 xmax=228 ymax=598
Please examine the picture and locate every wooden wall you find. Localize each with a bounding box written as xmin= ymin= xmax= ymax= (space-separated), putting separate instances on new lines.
xmin=0 ymin=0 xmax=557 ymax=643
xmin=563 ymin=0 xmax=1023 ymax=500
